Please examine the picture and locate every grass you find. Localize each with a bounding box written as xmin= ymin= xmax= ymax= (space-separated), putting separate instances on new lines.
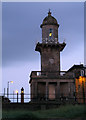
xmin=34 ymin=104 xmax=86 ymax=119
xmin=2 ymin=104 xmax=86 ymax=119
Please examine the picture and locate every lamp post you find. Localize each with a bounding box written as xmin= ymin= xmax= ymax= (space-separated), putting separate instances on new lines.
xmin=15 ymin=90 xmax=18 ymax=103
xmin=13 ymin=90 xmax=14 ymax=103
xmin=21 ymin=87 xmax=24 ymax=103
xmin=7 ymin=81 xmax=13 ymax=98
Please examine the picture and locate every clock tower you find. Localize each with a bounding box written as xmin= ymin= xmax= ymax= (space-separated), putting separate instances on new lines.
xmin=35 ymin=10 xmax=66 ymax=72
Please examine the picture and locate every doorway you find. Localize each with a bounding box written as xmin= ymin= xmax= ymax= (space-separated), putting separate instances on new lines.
xmin=49 ymin=83 xmax=56 ymax=100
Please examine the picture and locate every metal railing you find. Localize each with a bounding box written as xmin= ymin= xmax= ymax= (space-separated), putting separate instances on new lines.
xmin=42 ymin=38 xmax=59 ymax=44
xmin=2 ymin=93 xmax=30 ymax=103
xmin=2 ymin=92 xmax=86 ymax=104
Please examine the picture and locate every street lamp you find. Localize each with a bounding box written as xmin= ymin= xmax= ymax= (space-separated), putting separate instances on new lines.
xmin=21 ymin=87 xmax=24 ymax=103
xmin=15 ymin=90 xmax=18 ymax=103
xmin=7 ymin=81 xmax=13 ymax=98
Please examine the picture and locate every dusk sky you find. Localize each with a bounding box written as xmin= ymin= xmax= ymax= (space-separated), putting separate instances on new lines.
xmin=2 ymin=2 xmax=84 ymax=101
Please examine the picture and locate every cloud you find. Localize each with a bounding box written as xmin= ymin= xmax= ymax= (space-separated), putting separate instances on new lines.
xmin=2 ymin=3 xmax=84 ymax=98
xmin=2 ymin=2 xmax=84 ymax=67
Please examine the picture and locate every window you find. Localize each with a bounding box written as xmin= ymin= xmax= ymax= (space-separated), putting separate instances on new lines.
xmin=85 ymin=69 xmax=86 ymax=76
xmin=49 ymin=28 xmax=53 ymax=40
xmin=81 ymin=70 xmax=84 ymax=76
xmin=50 ymin=28 xmax=52 ymax=33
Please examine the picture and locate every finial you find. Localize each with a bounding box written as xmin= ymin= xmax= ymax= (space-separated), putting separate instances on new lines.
xmin=48 ymin=9 xmax=51 ymax=16
xmin=49 ymin=8 xmax=51 ymax=12
xmin=63 ymin=38 xmax=66 ymax=43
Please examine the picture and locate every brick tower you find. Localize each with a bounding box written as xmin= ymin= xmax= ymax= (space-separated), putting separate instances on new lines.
xmin=36 ymin=10 xmax=66 ymax=72
xmin=30 ymin=11 xmax=75 ymax=102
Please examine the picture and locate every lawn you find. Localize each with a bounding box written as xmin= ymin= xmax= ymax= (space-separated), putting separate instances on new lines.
xmin=2 ymin=104 xmax=86 ymax=119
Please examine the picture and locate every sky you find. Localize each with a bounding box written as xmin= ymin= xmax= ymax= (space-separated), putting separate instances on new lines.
xmin=2 ymin=2 xmax=84 ymax=102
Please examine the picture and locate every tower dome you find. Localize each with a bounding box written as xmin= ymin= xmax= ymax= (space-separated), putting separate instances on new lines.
xmin=40 ymin=10 xmax=59 ymax=28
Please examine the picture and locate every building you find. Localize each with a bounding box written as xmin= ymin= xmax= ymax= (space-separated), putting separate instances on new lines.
xmin=29 ymin=11 xmax=86 ymax=104
xmin=67 ymin=64 xmax=86 ymax=104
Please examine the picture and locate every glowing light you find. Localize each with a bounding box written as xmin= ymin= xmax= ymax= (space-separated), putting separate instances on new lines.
xmin=49 ymin=33 xmax=52 ymax=37
xmin=15 ymin=90 xmax=18 ymax=93
xmin=21 ymin=91 xmax=24 ymax=93
xmin=79 ymin=76 xmax=83 ymax=82
xmin=79 ymin=76 xmax=85 ymax=83
xmin=75 ymin=75 xmax=86 ymax=104
xmin=10 ymin=81 xmax=13 ymax=83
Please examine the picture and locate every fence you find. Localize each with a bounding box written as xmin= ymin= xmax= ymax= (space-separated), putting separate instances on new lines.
xmin=2 ymin=93 xmax=30 ymax=103
xmin=2 ymin=92 xmax=86 ymax=104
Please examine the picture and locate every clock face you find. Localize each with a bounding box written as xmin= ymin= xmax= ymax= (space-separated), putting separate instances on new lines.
xmin=49 ymin=59 xmax=54 ymax=64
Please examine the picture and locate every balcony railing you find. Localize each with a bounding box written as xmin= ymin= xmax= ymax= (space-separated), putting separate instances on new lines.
xmin=30 ymin=71 xmax=75 ymax=79
xmin=42 ymin=38 xmax=58 ymax=44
